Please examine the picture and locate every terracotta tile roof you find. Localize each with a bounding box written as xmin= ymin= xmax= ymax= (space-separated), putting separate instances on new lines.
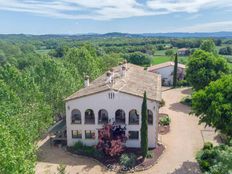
xmin=65 ymin=63 xmax=162 ymax=102
xmin=147 ymin=61 xmax=186 ymax=71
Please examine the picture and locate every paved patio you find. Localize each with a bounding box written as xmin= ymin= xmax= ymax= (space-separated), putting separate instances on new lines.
xmin=36 ymin=87 xmax=219 ymax=174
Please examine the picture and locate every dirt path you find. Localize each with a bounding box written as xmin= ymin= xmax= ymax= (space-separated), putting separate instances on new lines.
xmin=36 ymin=87 xmax=219 ymax=174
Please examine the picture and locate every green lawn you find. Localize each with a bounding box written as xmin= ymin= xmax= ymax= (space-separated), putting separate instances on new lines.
xmin=151 ymin=56 xmax=172 ymax=65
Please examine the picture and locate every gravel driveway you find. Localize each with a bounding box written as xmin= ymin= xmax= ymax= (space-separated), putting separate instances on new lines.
xmin=36 ymin=87 xmax=219 ymax=174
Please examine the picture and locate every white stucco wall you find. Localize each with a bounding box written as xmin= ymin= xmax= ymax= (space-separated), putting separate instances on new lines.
xmin=152 ymin=66 xmax=174 ymax=85
xmin=65 ymin=90 xmax=159 ymax=148
xmin=150 ymin=66 xmax=185 ymax=86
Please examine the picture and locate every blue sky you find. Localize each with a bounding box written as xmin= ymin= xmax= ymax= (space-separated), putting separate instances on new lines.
xmin=0 ymin=0 xmax=232 ymax=34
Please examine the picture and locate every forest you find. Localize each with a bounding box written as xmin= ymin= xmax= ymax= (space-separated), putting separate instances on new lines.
xmin=0 ymin=34 xmax=232 ymax=173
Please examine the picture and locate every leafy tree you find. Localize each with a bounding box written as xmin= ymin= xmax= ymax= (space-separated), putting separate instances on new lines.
xmin=173 ymin=53 xmax=178 ymax=87
xmin=186 ymin=50 xmax=229 ymax=90
xmin=165 ymin=49 xmax=174 ymax=56
xmin=0 ymin=78 xmax=38 ymax=174
xmin=99 ymin=53 xmax=123 ymax=72
xmin=213 ymin=39 xmax=222 ymax=46
xmin=219 ymin=46 xmax=232 ymax=55
xmin=196 ymin=144 xmax=232 ymax=174
xmin=0 ymin=50 xmax=6 ymax=65
xmin=200 ymin=39 xmax=217 ymax=55
xmin=28 ymin=57 xmax=81 ymax=115
xmin=191 ymin=75 xmax=232 ymax=137
xmin=141 ymin=91 xmax=148 ymax=158
xmin=66 ymin=46 xmax=101 ymax=80
xmin=124 ymin=52 xmax=151 ymax=66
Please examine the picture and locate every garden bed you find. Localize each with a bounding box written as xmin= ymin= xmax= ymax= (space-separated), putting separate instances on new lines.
xmin=67 ymin=143 xmax=165 ymax=172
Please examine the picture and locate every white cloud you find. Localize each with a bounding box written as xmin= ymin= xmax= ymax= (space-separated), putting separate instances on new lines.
xmin=177 ymin=21 xmax=232 ymax=32
xmin=0 ymin=0 xmax=231 ymax=20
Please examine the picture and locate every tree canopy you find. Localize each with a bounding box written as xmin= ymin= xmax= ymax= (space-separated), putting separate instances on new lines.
xmin=200 ymin=39 xmax=217 ymax=55
xmin=124 ymin=52 xmax=151 ymax=66
xmin=0 ymin=41 xmax=126 ymax=172
xmin=186 ymin=50 xmax=229 ymax=90
xmin=191 ymin=75 xmax=232 ymax=137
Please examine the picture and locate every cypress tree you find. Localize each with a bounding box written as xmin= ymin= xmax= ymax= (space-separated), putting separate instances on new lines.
xmin=141 ymin=91 xmax=148 ymax=158
xmin=173 ymin=53 xmax=178 ymax=87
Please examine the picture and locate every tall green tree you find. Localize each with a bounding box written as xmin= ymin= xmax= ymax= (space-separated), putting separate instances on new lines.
xmin=141 ymin=91 xmax=148 ymax=158
xmin=173 ymin=53 xmax=178 ymax=87
xmin=186 ymin=50 xmax=229 ymax=90
xmin=191 ymin=75 xmax=232 ymax=137
xmin=200 ymin=39 xmax=217 ymax=55
xmin=65 ymin=45 xmax=101 ymax=80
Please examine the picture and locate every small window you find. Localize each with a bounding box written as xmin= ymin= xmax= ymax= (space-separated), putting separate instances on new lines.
xmin=85 ymin=130 xmax=95 ymax=139
xmin=71 ymin=109 xmax=81 ymax=124
xmin=128 ymin=131 xmax=139 ymax=140
xmin=85 ymin=109 xmax=95 ymax=124
xmin=129 ymin=109 xmax=139 ymax=125
xmin=72 ymin=130 xmax=82 ymax=139
xmin=115 ymin=109 xmax=126 ymax=124
xmin=98 ymin=109 xmax=109 ymax=124
xmin=148 ymin=110 xmax=153 ymax=125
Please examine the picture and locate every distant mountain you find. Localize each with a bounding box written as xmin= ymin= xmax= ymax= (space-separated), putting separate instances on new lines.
xmin=141 ymin=32 xmax=232 ymax=38
xmin=1 ymin=31 xmax=232 ymax=39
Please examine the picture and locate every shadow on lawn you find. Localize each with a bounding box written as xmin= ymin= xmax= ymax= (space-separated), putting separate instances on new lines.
xmin=37 ymin=138 xmax=107 ymax=174
xmin=169 ymin=161 xmax=201 ymax=174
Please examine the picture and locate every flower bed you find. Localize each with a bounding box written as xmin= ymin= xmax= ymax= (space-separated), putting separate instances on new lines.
xmin=67 ymin=143 xmax=165 ymax=172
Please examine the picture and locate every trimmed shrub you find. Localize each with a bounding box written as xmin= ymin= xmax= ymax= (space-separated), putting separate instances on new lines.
xmin=74 ymin=141 xmax=84 ymax=149
xmin=160 ymin=99 xmax=165 ymax=108
xmin=196 ymin=144 xmax=232 ymax=173
xmin=177 ymin=80 xmax=190 ymax=87
xmin=120 ymin=153 xmax=137 ymax=168
xmin=180 ymin=96 xmax=192 ymax=106
xmin=159 ymin=115 xmax=171 ymax=126
xmin=73 ymin=141 xmax=96 ymax=157
xmin=146 ymin=150 xmax=154 ymax=159
xmin=203 ymin=142 xmax=213 ymax=150
xmin=94 ymin=150 xmax=105 ymax=159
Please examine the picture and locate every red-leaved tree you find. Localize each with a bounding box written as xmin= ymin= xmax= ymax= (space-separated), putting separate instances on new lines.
xmin=97 ymin=123 xmax=127 ymax=156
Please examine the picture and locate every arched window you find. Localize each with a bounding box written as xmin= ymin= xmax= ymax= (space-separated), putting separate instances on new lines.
xmin=71 ymin=109 xmax=81 ymax=124
xmin=148 ymin=110 xmax=153 ymax=125
xmin=85 ymin=109 xmax=95 ymax=124
xmin=98 ymin=109 xmax=109 ymax=124
xmin=129 ymin=109 xmax=139 ymax=125
xmin=115 ymin=109 xmax=125 ymax=124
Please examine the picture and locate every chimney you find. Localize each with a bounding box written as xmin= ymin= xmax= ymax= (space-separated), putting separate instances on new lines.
xmin=84 ymin=75 xmax=89 ymax=87
xmin=106 ymin=71 xmax=112 ymax=83
xmin=120 ymin=65 xmax=126 ymax=77
xmin=110 ymin=68 xmax=114 ymax=82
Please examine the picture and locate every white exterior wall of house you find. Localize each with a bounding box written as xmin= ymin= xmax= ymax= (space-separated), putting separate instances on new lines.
xmin=65 ymin=90 xmax=159 ymax=148
xmin=150 ymin=66 xmax=185 ymax=86
xmin=151 ymin=66 xmax=174 ymax=86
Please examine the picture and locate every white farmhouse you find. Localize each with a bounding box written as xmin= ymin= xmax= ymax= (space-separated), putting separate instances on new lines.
xmin=148 ymin=61 xmax=186 ymax=86
xmin=65 ymin=63 xmax=161 ymax=148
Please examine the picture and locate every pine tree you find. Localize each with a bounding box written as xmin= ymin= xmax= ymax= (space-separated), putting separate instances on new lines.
xmin=173 ymin=53 xmax=178 ymax=87
xmin=141 ymin=91 xmax=148 ymax=158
